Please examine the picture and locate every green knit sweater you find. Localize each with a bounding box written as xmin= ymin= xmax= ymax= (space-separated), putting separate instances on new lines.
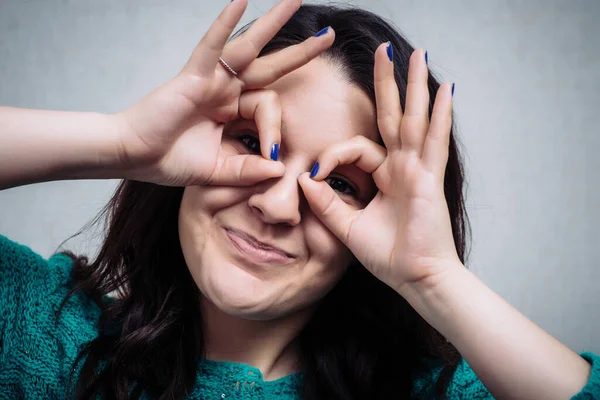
xmin=0 ymin=234 xmax=598 ymax=399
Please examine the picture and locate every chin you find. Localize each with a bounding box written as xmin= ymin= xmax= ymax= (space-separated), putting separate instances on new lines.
xmin=197 ymin=254 xmax=291 ymax=320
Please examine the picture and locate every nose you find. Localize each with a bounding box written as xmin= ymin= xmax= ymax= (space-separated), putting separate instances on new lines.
xmin=248 ymin=163 xmax=304 ymax=227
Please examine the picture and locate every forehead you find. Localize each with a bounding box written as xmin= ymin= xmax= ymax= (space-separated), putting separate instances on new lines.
xmin=265 ymin=57 xmax=378 ymax=154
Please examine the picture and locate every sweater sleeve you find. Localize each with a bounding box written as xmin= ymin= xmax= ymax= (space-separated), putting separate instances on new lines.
xmin=0 ymin=234 xmax=101 ymax=399
xmin=414 ymin=353 xmax=600 ymax=399
xmin=446 ymin=353 xmax=600 ymax=400
xmin=571 ymin=352 xmax=600 ymax=399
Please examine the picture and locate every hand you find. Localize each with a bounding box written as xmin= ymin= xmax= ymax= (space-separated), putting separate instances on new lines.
xmin=115 ymin=0 xmax=334 ymax=187
xmin=298 ymin=45 xmax=461 ymax=294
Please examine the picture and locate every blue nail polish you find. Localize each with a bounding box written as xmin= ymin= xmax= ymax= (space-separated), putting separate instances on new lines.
xmin=386 ymin=42 xmax=393 ymax=62
xmin=451 ymin=83 xmax=455 ymax=97
xmin=425 ymin=50 xmax=428 ymax=65
xmin=270 ymin=143 xmax=279 ymax=161
xmin=309 ymin=162 xmax=320 ymax=178
xmin=314 ymin=27 xmax=329 ymax=37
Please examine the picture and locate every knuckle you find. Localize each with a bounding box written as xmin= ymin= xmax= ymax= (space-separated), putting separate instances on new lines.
xmin=345 ymin=212 xmax=361 ymax=244
xmin=377 ymin=105 xmax=397 ymax=120
xmin=320 ymin=142 xmax=338 ymax=159
xmin=205 ymin=157 xmax=223 ymax=185
xmin=261 ymin=89 xmax=279 ymax=104
xmin=351 ymin=135 xmax=370 ymax=146
xmin=349 ymin=136 xmax=372 ymax=154
xmin=320 ymin=192 xmax=338 ymax=218
xmin=236 ymin=157 xmax=248 ymax=183
xmin=245 ymin=38 xmax=262 ymax=58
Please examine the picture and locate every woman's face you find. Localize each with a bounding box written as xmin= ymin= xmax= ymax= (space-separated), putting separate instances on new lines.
xmin=179 ymin=57 xmax=378 ymax=320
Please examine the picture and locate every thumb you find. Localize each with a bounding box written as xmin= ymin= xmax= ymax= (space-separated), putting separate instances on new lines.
xmin=208 ymin=154 xmax=285 ymax=186
xmin=298 ymin=172 xmax=356 ymax=245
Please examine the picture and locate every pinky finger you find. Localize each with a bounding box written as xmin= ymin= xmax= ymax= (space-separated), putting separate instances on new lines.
xmin=422 ymin=82 xmax=454 ymax=178
xmin=298 ymin=172 xmax=356 ymax=245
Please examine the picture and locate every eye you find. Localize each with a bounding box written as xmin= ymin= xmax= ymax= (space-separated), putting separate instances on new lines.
xmin=324 ymin=176 xmax=358 ymax=197
xmin=237 ymin=134 xmax=261 ymax=154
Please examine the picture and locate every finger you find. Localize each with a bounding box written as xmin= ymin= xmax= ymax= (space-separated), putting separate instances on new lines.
xmin=221 ymin=0 xmax=302 ymax=72
xmin=238 ymin=90 xmax=282 ymax=161
xmin=298 ymin=173 xmax=357 ymax=246
xmin=184 ymin=0 xmax=248 ymax=76
xmin=309 ymin=136 xmax=386 ymax=180
xmin=401 ymin=49 xmax=430 ymax=155
xmin=422 ymin=83 xmax=453 ymax=178
xmin=240 ymin=27 xmax=335 ymax=88
xmin=374 ymin=42 xmax=402 ymax=149
xmin=208 ymin=154 xmax=285 ymax=186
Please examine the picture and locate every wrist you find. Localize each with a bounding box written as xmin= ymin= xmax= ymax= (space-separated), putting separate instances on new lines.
xmin=395 ymin=260 xmax=467 ymax=302
xmin=395 ymin=260 xmax=475 ymax=337
xmin=395 ymin=262 xmax=476 ymax=353
xmin=55 ymin=112 xmax=131 ymax=181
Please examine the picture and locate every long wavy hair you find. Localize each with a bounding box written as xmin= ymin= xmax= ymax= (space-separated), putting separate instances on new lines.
xmin=58 ymin=4 xmax=471 ymax=399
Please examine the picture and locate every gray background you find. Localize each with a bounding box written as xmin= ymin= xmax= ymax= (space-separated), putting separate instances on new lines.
xmin=0 ymin=0 xmax=598 ymax=354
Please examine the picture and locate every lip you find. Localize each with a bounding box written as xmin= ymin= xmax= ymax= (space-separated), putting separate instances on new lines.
xmin=224 ymin=227 xmax=296 ymax=265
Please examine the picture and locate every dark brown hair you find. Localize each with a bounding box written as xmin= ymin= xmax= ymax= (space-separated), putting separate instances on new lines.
xmin=59 ymin=4 xmax=471 ymax=399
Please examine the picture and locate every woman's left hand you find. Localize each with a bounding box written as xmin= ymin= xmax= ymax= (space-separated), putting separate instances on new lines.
xmin=298 ymin=45 xmax=461 ymax=294
xmin=302 ymin=47 xmax=596 ymax=397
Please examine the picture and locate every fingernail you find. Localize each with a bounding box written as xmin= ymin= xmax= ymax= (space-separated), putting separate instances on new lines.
xmin=386 ymin=42 xmax=393 ymax=62
xmin=451 ymin=83 xmax=455 ymax=97
xmin=309 ymin=162 xmax=320 ymax=179
xmin=314 ymin=27 xmax=329 ymax=37
xmin=270 ymin=143 xmax=279 ymax=161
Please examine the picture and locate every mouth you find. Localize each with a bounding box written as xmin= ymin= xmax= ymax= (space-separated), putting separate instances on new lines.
xmin=223 ymin=227 xmax=296 ymax=265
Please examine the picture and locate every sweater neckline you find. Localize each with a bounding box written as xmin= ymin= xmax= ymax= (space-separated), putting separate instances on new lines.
xmin=192 ymin=359 xmax=304 ymax=398
xmin=200 ymin=359 xmax=303 ymax=383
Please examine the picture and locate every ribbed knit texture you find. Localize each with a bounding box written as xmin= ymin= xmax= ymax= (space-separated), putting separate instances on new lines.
xmin=1 ymin=234 xmax=598 ymax=399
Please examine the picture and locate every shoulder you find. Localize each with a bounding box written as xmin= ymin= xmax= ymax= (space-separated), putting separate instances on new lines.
xmin=0 ymin=234 xmax=101 ymax=398
xmin=0 ymin=234 xmax=73 ymax=296
xmin=413 ymin=353 xmax=600 ymax=399
xmin=572 ymin=352 xmax=600 ymax=400
xmin=412 ymin=356 xmax=492 ymax=400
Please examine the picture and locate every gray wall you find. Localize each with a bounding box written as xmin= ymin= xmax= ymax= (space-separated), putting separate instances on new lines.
xmin=0 ymin=0 xmax=598 ymax=354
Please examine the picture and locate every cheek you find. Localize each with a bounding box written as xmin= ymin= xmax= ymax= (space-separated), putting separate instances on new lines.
xmin=183 ymin=184 xmax=251 ymax=214
xmin=178 ymin=188 xmax=210 ymax=288
xmin=178 ymin=185 xmax=251 ymax=289
xmin=301 ymin=214 xmax=353 ymax=292
xmin=305 ymin=215 xmax=352 ymax=264
xmin=179 ymin=185 xmax=242 ymax=255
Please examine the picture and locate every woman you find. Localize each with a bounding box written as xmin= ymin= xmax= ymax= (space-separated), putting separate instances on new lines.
xmin=0 ymin=0 xmax=597 ymax=398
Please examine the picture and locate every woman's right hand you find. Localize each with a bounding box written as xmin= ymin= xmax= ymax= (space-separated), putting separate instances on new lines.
xmin=115 ymin=0 xmax=334 ymax=187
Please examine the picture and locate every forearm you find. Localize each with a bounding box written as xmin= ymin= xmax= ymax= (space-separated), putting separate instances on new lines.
xmin=400 ymin=263 xmax=591 ymax=400
xmin=0 ymin=107 xmax=127 ymax=190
